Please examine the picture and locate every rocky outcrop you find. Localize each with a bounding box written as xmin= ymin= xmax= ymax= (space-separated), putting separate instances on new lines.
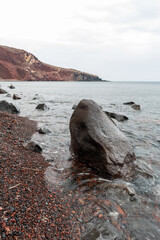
xmin=69 ymin=99 xmax=135 ymax=178
xmin=0 ymin=100 xmax=20 ymax=114
xmin=0 ymin=45 xmax=102 ymax=82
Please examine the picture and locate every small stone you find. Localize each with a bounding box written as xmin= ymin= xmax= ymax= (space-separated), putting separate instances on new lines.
xmin=123 ymin=101 xmax=135 ymax=105
xmin=36 ymin=103 xmax=49 ymax=110
xmin=8 ymin=84 xmax=15 ymax=89
xmin=109 ymin=211 xmax=119 ymax=220
xmin=131 ymin=104 xmax=141 ymax=110
xmin=37 ymin=127 xmax=51 ymax=134
xmin=13 ymin=94 xmax=21 ymax=100
xmin=46 ymin=159 xmax=54 ymax=162
xmin=98 ymin=214 xmax=103 ymax=219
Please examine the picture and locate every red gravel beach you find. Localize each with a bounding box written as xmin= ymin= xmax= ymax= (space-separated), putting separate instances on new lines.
xmin=0 ymin=111 xmax=81 ymax=239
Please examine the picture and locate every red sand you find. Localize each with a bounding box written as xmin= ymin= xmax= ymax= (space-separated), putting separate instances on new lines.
xmin=0 ymin=112 xmax=81 ymax=239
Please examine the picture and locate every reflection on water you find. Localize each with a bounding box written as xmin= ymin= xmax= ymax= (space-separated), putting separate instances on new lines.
xmin=0 ymin=81 xmax=160 ymax=239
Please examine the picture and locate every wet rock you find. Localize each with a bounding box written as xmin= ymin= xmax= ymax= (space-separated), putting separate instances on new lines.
xmin=37 ymin=127 xmax=51 ymax=134
xmin=46 ymin=158 xmax=54 ymax=162
xmin=123 ymin=101 xmax=135 ymax=105
xmin=5 ymin=94 xmax=12 ymax=98
xmin=81 ymin=227 xmax=100 ymax=240
xmin=0 ymin=88 xmax=7 ymax=94
xmin=69 ymin=99 xmax=136 ymax=178
xmin=104 ymin=111 xmax=128 ymax=122
xmin=8 ymin=84 xmax=15 ymax=89
xmin=0 ymin=100 xmax=20 ymax=114
xmin=25 ymin=141 xmax=42 ymax=153
xmin=131 ymin=104 xmax=141 ymax=110
xmin=13 ymin=94 xmax=21 ymax=100
xmin=36 ymin=103 xmax=49 ymax=110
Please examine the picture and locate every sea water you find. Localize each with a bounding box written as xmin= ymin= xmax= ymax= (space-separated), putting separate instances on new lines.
xmin=0 ymin=81 xmax=160 ymax=239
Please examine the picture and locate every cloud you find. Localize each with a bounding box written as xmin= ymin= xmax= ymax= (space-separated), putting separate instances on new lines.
xmin=0 ymin=0 xmax=160 ymax=80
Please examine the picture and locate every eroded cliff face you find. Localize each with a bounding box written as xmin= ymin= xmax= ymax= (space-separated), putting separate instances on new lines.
xmin=0 ymin=45 xmax=102 ymax=81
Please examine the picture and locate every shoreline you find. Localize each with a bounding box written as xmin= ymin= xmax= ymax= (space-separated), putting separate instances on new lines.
xmin=0 ymin=111 xmax=81 ymax=239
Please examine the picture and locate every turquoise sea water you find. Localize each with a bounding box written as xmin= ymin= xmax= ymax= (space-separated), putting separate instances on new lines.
xmin=0 ymin=81 xmax=160 ymax=239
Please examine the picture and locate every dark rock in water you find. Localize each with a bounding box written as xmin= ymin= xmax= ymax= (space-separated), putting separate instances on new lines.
xmin=8 ymin=84 xmax=15 ymax=89
xmin=69 ymin=99 xmax=136 ymax=178
xmin=37 ymin=127 xmax=51 ymax=134
xmin=6 ymin=93 xmax=12 ymax=98
xmin=0 ymin=100 xmax=20 ymax=114
xmin=81 ymin=227 xmax=100 ymax=240
xmin=131 ymin=104 xmax=141 ymax=110
xmin=13 ymin=94 xmax=21 ymax=100
xmin=46 ymin=158 xmax=54 ymax=162
xmin=123 ymin=101 xmax=135 ymax=105
xmin=104 ymin=111 xmax=128 ymax=122
xmin=0 ymin=88 xmax=7 ymax=94
xmin=36 ymin=103 xmax=49 ymax=110
xmin=25 ymin=141 xmax=42 ymax=153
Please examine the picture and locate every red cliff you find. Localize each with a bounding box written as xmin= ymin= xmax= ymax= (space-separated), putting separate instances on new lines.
xmin=0 ymin=45 xmax=102 ymax=82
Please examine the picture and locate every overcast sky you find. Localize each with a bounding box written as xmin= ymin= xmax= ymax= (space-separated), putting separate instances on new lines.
xmin=1 ymin=0 xmax=160 ymax=81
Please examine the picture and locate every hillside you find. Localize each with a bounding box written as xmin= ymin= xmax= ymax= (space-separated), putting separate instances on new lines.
xmin=0 ymin=45 xmax=102 ymax=81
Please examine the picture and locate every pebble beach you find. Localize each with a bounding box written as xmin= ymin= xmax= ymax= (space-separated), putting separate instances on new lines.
xmin=0 ymin=112 xmax=81 ymax=239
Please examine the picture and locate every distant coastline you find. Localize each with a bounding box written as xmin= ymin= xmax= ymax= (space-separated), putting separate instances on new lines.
xmin=0 ymin=45 xmax=102 ymax=82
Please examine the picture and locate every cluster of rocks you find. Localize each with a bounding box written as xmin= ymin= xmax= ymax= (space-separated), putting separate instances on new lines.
xmin=123 ymin=101 xmax=141 ymax=110
xmin=0 ymin=85 xmax=50 ymax=154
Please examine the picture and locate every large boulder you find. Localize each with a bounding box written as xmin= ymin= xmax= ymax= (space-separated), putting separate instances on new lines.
xmin=0 ymin=100 xmax=20 ymax=114
xmin=69 ymin=99 xmax=136 ymax=178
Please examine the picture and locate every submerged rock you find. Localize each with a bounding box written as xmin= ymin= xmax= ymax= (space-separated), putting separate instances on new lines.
xmin=0 ymin=88 xmax=7 ymax=94
xmin=69 ymin=99 xmax=136 ymax=178
xmin=36 ymin=103 xmax=49 ymax=110
xmin=0 ymin=100 xmax=20 ymax=114
xmin=104 ymin=111 xmax=128 ymax=122
xmin=131 ymin=104 xmax=141 ymax=110
xmin=6 ymin=93 xmax=12 ymax=98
